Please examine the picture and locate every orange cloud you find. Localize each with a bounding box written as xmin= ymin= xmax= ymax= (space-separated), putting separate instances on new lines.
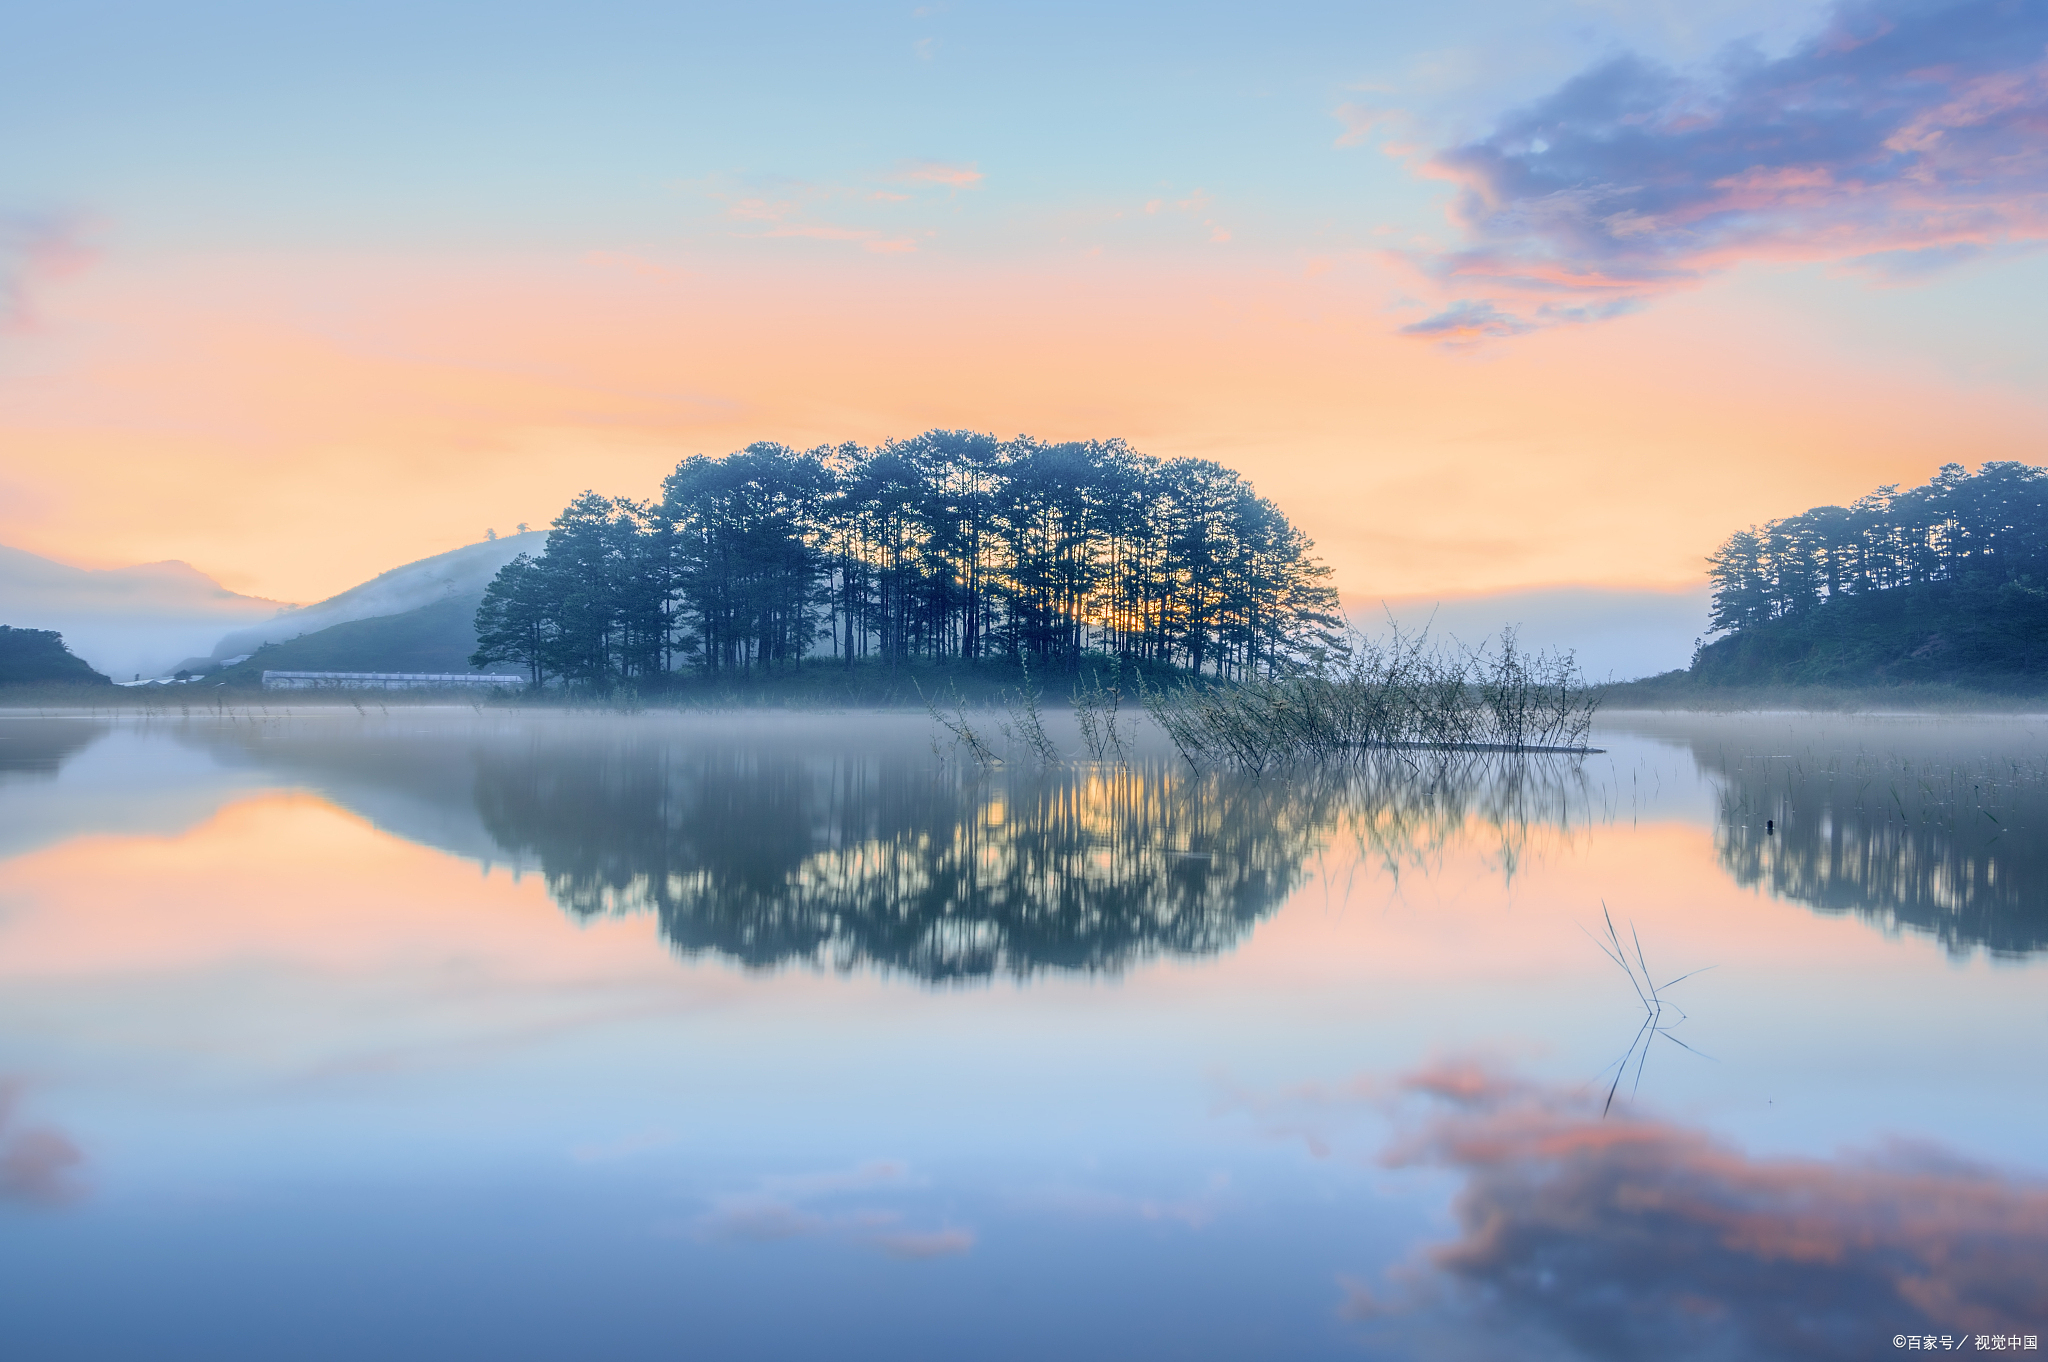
xmin=0 ymin=244 xmax=2041 ymax=604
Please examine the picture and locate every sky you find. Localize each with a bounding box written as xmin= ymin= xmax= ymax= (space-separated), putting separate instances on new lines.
xmin=2 ymin=0 xmax=2045 ymax=609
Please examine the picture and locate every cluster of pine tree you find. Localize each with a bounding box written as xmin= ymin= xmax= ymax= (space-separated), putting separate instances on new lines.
xmin=472 ymin=431 xmax=1343 ymax=688
xmin=1706 ymin=461 xmax=2048 ymax=634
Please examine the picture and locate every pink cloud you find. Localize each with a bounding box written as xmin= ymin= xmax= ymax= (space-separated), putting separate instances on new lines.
xmin=1 ymin=211 xmax=95 ymax=332
xmin=1399 ymin=0 xmax=2048 ymax=342
xmin=892 ymin=160 xmax=983 ymax=189
xmin=1332 ymin=102 xmax=1389 ymax=148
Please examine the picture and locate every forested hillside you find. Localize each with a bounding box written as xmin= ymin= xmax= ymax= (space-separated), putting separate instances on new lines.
xmin=0 ymin=627 xmax=111 ymax=686
xmin=214 ymin=597 xmax=491 ymax=684
xmin=474 ymin=432 xmax=1343 ymax=689
xmin=1690 ymin=462 xmax=2048 ymax=688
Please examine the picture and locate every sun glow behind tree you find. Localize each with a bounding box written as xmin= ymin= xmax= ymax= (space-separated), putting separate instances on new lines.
xmin=472 ymin=431 xmax=1343 ymax=688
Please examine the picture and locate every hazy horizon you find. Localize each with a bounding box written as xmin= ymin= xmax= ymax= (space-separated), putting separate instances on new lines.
xmin=2 ymin=527 xmax=1713 ymax=680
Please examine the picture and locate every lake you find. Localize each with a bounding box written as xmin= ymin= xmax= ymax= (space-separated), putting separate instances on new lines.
xmin=1 ymin=707 xmax=2043 ymax=1360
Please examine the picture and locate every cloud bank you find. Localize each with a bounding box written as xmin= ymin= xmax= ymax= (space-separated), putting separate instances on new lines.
xmin=1404 ymin=0 xmax=2048 ymax=341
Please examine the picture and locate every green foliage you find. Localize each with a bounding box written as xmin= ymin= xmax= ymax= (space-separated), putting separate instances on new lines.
xmin=1690 ymin=573 xmax=2048 ymax=689
xmin=1706 ymin=461 xmax=2048 ymax=634
xmin=474 ymin=431 xmax=1345 ymax=691
xmin=1692 ymin=461 xmax=2048 ymax=693
xmin=0 ymin=626 xmax=111 ymax=687
xmin=470 ymin=555 xmax=557 ymax=687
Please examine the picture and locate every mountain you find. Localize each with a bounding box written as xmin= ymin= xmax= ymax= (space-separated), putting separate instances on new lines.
xmin=0 ymin=626 xmax=112 ymax=686
xmin=214 ymin=597 xmax=504 ymax=683
xmin=0 ymin=545 xmax=285 ymax=680
xmin=202 ymin=532 xmax=546 ymax=666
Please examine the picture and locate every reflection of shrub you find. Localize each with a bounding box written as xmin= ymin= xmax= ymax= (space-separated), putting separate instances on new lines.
xmin=472 ymin=741 xmax=1594 ymax=980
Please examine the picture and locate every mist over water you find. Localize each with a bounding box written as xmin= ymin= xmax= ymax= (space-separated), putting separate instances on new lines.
xmin=0 ymin=708 xmax=2042 ymax=1359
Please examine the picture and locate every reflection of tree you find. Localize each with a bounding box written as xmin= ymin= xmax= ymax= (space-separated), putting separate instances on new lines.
xmin=473 ymin=742 xmax=1596 ymax=981
xmin=0 ymin=719 xmax=104 ymax=780
xmin=1700 ymin=746 xmax=2048 ymax=958
xmin=1332 ymin=753 xmax=1597 ymax=886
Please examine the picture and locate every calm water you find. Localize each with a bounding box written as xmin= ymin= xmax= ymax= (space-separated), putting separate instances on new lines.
xmin=1 ymin=707 xmax=2043 ymax=1360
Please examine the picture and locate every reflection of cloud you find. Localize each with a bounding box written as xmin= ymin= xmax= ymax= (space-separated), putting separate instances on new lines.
xmin=759 ymin=1159 xmax=907 ymax=1197
xmin=700 ymin=1197 xmax=827 ymax=1243
xmin=0 ymin=1081 xmax=87 ymax=1208
xmin=1402 ymin=0 xmax=2048 ymax=340
xmin=568 ymin=1128 xmax=674 ymax=1163
xmin=1019 ymin=1176 xmax=1230 ymax=1230
xmin=694 ymin=1161 xmax=970 ymax=1260
xmin=1350 ymin=1063 xmax=2048 ymax=1357
xmin=874 ymin=1228 xmax=974 ymax=1259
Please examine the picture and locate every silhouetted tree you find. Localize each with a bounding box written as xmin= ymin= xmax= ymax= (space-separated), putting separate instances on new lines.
xmin=470 ymin=554 xmax=557 ymax=686
xmin=478 ymin=431 xmax=1343 ymax=687
xmin=1707 ymin=462 xmax=2048 ymax=636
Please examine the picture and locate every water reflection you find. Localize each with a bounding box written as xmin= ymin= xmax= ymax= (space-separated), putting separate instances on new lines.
xmin=0 ymin=1082 xmax=86 ymax=1208
xmin=0 ymin=719 xmax=104 ymax=780
xmin=1695 ymin=740 xmax=2048 ymax=957
xmin=75 ymin=715 xmax=1602 ymax=982
xmin=1338 ymin=1063 xmax=2048 ymax=1361
xmin=469 ymin=737 xmax=1598 ymax=981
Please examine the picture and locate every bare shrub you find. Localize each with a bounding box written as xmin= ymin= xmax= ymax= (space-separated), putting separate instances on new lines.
xmin=1143 ymin=625 xmax=1600 ymax=771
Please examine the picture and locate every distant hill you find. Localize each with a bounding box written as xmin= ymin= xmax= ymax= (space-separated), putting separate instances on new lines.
xmin=0 ymin=544 xmax=284 ymax=679
xmin=202 ymin=532 xmax=545 ymax=667
xmin=214 ymin=596 xmax=500 ymax=684
xmin=0 ymin=626 xmax=112 ymax=686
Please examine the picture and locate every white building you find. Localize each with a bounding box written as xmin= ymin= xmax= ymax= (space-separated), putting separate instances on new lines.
xmin=261 ymin=670 xmax=524 ymax=691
